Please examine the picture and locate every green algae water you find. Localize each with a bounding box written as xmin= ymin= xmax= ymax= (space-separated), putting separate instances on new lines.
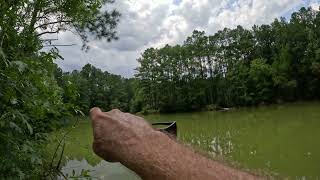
xmin=146 ymin=102 xmax=320 ymax=179
xmin=52 ymin=102 xmax=320 ymax=179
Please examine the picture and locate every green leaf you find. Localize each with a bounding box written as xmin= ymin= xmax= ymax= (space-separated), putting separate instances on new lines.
xmin=0 ymin=48 xmax=9 ymax=67
xmin=74 ymin=109 xmax=85 ymax=116
xmin=10 ymin=98 xmax=18 ymax=105
xmin=81 ymin=169 xmax=90 ymax=177
xmin=22 ymin=119 xmax=33 ymax=135
xmin=9 ymin=122 xmax=22 ymax=133
xmin=0 ymin=48 xmax=5 ymax=58
xmin=31 ymin=153 xmax=42 ymax=164
xmin=0 ymin=121 xmax=5 ymax=128
xmin=11 ymin=61 xmax=28 ymax=72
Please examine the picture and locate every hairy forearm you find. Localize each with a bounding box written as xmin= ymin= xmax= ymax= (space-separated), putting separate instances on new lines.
xmin=89 ymin=108 xmax=260 ymax=180
xmin=120 ymin=130 xmax=260 ymax=180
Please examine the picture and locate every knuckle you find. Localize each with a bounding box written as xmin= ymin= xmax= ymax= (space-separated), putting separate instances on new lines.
xmin=95 ymin=111 xmax=106 ymax=119
xmin=90 ymin=109 xmax=102 ymax=120
xmin=110 ymin=109 xmax=121 ymax=114
xmin=90 ymin=107 xmax=101 ymax=115
xmin=93 ymin=112 xmax=110 ymax=123
xmin=90 ymin=107 xmax=100 ymax=113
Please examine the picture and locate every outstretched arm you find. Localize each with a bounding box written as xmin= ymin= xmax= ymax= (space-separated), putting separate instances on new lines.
xmin=90 ymin=108 xmax=261 ymax=180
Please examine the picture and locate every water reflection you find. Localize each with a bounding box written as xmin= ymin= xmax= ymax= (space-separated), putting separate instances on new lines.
xmin=60 ymin=159 xmax=141 ymax=180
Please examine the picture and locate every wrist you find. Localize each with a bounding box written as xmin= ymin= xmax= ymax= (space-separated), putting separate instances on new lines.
xmin=120 ymin=129 xmax=176 ymax=178
xmin=121 ymin=129 xmax=169 ymax=161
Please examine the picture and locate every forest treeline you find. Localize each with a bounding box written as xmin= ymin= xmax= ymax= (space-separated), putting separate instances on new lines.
xmin=55 ymin=64 xmax=135 ymax=113
xmin=134 ymin=7 xmax=320 ymax=112
xmin=58 ymin=7 xmax=320 ymax=114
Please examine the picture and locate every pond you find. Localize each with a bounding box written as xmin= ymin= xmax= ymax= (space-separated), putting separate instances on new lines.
xmin=51 ymin=102 xmax=320 ymax=179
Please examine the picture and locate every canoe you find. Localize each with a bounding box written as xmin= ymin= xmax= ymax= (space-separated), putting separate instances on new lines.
xmin=152 ymin=122 xmax=177 ymax=138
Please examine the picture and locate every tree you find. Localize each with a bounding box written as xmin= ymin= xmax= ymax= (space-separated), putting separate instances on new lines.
xmin=134 ymin=6 xmax=320 ymax=112
xmin=0 ymin=0 xmax=120 ymax=178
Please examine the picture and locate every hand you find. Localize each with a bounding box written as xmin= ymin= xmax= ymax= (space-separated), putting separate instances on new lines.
xmin=90 ymin=108 xmax=156 ymax=163
xmin=90 ymin=108 xmax=261 ymax=180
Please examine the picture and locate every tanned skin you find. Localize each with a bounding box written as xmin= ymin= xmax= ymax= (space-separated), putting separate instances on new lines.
xmin=90 ymin=108 xmax=262 ymax=180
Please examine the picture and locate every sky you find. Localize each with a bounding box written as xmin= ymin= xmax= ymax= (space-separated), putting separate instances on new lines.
xmin=54 ymin=0 xmax=320 ymax=78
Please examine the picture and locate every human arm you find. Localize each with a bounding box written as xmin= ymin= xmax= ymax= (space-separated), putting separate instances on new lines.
xmin=90 ymin=108 xmax=261 ymax=180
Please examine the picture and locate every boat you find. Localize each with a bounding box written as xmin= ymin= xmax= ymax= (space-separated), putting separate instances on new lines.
xmin=152 ymin=122 xmax=177 ymax=138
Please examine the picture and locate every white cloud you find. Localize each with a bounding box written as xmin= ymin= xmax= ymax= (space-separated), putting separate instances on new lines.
xmin=311 ymin=3 xmax=320 ymax=10
xmin=53 ymin=0 xmax=318 ymax=77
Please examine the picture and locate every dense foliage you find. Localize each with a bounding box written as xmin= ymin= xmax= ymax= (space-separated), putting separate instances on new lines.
xmin=56 ymin=64 xmax=134 ymax=113
xmin=135 ymin=7 xmax=320 ymax=113
xmin=0 ymin=0 xmax=119 ymax=178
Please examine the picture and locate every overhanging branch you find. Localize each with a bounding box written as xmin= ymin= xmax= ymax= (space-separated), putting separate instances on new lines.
xmin=43 ymin=44 xmax=76 ymax=47
xmin=35 ymin=20 xmax=72 ymax=29
xmin=37 ymin=30 xmax=60 ymax=37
